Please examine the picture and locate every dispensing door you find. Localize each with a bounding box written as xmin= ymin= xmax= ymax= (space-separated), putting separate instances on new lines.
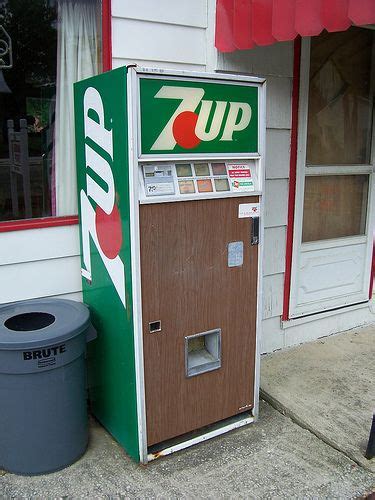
xmin=139 ymin=163 xmax=260 ymax=446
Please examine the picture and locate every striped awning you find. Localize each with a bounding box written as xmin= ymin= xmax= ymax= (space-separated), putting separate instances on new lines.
xmin=215 ymin=0 xmax=375 ymax=52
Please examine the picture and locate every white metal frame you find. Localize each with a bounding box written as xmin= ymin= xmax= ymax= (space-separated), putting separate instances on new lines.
xmin=289 ymin=37 xmax=375 ymax=318
xmin=128 ymin=67 xmax=266 ymax=463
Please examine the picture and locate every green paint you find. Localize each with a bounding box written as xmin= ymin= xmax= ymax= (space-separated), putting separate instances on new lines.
xmin=140 ymin=78 xmax=259 ymax=155
xmin=74 ymin=67 xmax=139 ymax=461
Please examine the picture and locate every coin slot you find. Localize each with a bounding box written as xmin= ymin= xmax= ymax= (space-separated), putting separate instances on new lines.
xmin=149 ymin=320 xmax=162 ymax=333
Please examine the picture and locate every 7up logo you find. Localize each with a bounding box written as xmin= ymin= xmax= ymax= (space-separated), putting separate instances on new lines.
xmin=151 ymin=86 xmax=252 ymax=151
xmin=79 ymin=86 xmax=126 ymax=309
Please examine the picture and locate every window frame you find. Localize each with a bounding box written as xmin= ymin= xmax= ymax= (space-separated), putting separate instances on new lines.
xmin=0 ymin=0 xmax=112 ymax=233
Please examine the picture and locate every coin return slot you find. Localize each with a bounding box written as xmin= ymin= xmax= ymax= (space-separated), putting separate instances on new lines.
xmin=185 ymin=329 xmax=221 ymax=377
xmin=149 ymin=320 xmax=161 ymax=333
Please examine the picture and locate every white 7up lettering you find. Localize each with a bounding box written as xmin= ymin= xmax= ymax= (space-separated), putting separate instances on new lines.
xmin=80 ymin=87 xmax=126 ymax=308
xmin=151 ymin=86 xmax=252 ymax=151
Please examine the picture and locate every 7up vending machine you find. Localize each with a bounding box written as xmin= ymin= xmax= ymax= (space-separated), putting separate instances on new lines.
xmin=74 ymin=67 xmax=266 ymax=463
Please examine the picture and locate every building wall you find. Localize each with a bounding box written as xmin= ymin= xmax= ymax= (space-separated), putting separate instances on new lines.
xmin=0 ymin=225 xmax=82 ymax=304
xmin=110 ymin=0 xmax=374 ymax=351
xmin=109 ymin=0 xmax=295 ymax=350
xmin=1 ymin=0 xmax=373 ymax=351
xmin=217 ymin=41 xmax=374 ymax=351
xmin=216 ymin=43 xmax=293 ymax=352
xmin=111 ymin=0 xmax=214 ymax=72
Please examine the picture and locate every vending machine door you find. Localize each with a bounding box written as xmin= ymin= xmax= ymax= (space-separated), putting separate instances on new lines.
xmin=140 ymin=195 xmax=258 ymax=446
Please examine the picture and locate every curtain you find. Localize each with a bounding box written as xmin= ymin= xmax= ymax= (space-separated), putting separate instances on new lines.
xmin=54 ymin=0 xmax=100 ymax=215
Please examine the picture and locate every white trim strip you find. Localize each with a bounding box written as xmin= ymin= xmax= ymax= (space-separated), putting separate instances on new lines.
xmin=282 ymin=300 xmax=371 ymax=329
xmin=128 ymin=68 xmax=149 ymax=464
xmin=147 ymin=415 xmax=255 ymax=461
xmin=135 ymin=66 xmax=266 ymax=84
xmin=140 ymin=190 xmax=262 ymax=205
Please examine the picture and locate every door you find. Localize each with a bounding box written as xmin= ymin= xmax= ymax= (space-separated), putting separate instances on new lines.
xmin=140 ymin=196 xmax=258 ymax=446
xmin=290 ymin=28 xmax=375 ymax=318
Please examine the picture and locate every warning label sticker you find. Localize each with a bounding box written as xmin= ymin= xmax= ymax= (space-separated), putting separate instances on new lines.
xmin=227 ymin=164 xmax=254 ymax=192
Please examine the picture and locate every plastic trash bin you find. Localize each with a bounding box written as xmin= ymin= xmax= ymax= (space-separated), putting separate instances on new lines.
xmin=0 ymin=298 xmax=96 ymax=475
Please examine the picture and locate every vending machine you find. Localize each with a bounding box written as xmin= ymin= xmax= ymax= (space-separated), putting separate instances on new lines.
xmin=74 ymin=67 xmax=266 ymax=464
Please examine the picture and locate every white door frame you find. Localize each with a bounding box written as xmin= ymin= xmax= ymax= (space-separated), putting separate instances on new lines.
xmin=289 ymin=36 xmax=375 ymax=318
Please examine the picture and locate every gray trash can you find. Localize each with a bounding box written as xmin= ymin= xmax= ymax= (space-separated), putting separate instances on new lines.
xmin=0 ymin=298 xmax=96 ymax=475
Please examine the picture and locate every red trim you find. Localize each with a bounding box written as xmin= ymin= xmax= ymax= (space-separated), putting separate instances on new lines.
xmin=0 ymin=216 xmax=78 ymax=233
xmin=282 ymin=37 xmax=301 ymax=321
xmin=102 ymin=0 xmax=112 ymax=72
xmin=369 ymin=242 xmax=374 ymax=299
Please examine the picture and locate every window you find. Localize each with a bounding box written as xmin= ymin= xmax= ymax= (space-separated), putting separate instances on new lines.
xmin=302 ymin=174 xmax=369 ymax=242
xmin=306 ymin=27 xmax=374 ymax=166
xmin=0 ymin=0 xmax=101 ymax=222
xmin=302 ymin=27 xmax=374 ymax=243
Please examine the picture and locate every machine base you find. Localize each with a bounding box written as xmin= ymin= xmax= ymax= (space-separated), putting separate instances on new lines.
xmin=147 ymin=411 xmax=255 ymax=463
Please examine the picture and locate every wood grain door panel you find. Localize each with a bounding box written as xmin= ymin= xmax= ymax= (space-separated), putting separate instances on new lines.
xmin=140 ymin=197 xmax=258 ymax=446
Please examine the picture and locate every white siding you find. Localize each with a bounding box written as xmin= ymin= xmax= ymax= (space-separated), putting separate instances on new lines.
xmin=265 ymin=129 xmax=291 ymax=180
xmin=261 ymin=317 xmax=284 ymax=353
xmin=112 ymin=19 xmax=206 ymax=66
xmin=1 ymin=225 xmax=79 ymax=266
xmin=112 ymin=0 xmax=210 ymax=71
xmin=263 ymin=226 xmax=286 ymax=276
xmin=263 ymin=274 xmax=284 ymax=320
xmin=112 ymin=0 xmax=207 ymax=28
xmin=264 ymin=179 xmax=289 ymax=228
xmin=216 ymin=41 xmax=294 ymax=77
xmin=218 ymin=43 xmax=292 ymax=326
xmin=0 ymin=255 xmax=81 ymax=303
xmin=0 ymin=225 xmax=81 ymax=304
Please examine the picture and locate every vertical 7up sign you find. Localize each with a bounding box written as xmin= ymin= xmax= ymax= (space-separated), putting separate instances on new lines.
xmin=139 ymin=78 xmax=259 ymax=155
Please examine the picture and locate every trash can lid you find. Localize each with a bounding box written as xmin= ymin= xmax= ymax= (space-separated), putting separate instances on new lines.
xmin=0 ymin=299 xmax=91 ymax=350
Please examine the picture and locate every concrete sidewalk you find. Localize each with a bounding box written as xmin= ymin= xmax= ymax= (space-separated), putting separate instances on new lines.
xmin=1 ymin=401 xmax=374 ymax=498
xmin=261 ymin=323 xmax=375 ymax=473
xmin=1 ymin=325 xmax=374 ymax=498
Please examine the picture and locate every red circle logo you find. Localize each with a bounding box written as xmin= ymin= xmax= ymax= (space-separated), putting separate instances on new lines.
xmin=95 ymin=204 xmax=123 ymax=260
xmin=172 ymin=111 xmax=201 ymax=149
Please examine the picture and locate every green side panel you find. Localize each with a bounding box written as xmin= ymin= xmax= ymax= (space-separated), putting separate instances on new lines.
xmin=140 ymin=78 xmax=259 ymax=155
xmin=74 ymin=67 xmax=139 ymax=461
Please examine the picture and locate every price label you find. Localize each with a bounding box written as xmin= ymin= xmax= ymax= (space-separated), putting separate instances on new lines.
xmin=146 ymin=182 xmax=175 ymax=196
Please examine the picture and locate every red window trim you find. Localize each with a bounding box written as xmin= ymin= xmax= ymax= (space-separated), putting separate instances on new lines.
xmin=370 ymin=242 xmax=374 ymax=299
xmin=0 ymin=0 xmax=112 ymax=234
xmin=102 ymin=0 xmax=112 ymax=72
xmin=282 ymin=37 xmax=301 ymax=321
xmin=0 ymin=215 xmax=79 ymax=233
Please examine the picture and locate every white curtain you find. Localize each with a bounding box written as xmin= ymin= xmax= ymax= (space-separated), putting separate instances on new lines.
xmin=54 ymin=0 xmax=100 ymax=215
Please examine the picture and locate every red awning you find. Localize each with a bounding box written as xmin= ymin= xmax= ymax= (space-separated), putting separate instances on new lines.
xmin=215 ymin=0 xmax=375 ymax=52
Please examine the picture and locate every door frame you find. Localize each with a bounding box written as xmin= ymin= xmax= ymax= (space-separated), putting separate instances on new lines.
xmin=288 ymin=35 xmax=375 ymax=319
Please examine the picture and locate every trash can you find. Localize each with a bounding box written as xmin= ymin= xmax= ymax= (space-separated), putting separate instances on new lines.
xmin=0 ymin=298 xmax=96 ymax=475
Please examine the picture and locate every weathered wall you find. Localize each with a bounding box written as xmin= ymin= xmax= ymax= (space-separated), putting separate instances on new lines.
xmin=1 ymin=0 xmax=373 ymax=352
xmin=0 ymin=225 xmax=82 ymax=303
xmin=217 ymin=43 xmax=293 ymax=352
xmin=111 ymin=0 xmax=212 ymax=71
